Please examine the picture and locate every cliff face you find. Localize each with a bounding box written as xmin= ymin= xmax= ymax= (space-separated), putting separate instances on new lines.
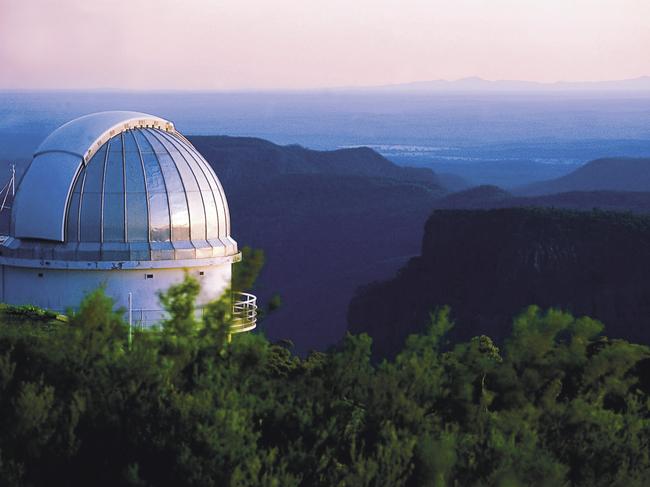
xmin=348 ymin=208 xmax=650 ymax=358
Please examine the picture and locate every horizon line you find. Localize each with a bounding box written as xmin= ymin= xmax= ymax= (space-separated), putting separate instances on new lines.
xmin=1 ymin=75 xmax=650 ymax=94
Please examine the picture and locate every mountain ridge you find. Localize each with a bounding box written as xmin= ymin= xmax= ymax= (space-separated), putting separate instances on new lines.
xmin=433 ymin=185 xmax=650 ymax=214
xmin=520 ymin=157 xmax=650 ymax=195
xmin=190 ymin=135 xmax=442 ymax=188
xmin=338 ymin=75 xmax=650 ymax=93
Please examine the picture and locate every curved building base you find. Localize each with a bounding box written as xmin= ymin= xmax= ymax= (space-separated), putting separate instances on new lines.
xmin=0 ymin=262 xmax=232 ymax=326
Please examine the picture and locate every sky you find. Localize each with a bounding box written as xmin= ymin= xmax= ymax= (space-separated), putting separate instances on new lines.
xmin=0 ymin=0 xmax=649 ymax=90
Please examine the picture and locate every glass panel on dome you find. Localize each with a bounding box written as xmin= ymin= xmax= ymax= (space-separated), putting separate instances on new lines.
xmin=201 ymin=191 xmax=219 ymax=239
xmin=171 ymin=133 xmax=229 ymax=236
xmin=65 ymin=165 xmax=86 ymax=241
xmin=135 ymin=130 xmax=155 ymax=153
xmin=66 ymin=184 xmax=82 ymax=241
xmin=147 ymin=193 xmax=170 ymax=241
xmin=123 ymin=129 xmax=141 ymax=153
xmin=211 ymin=175 xmax=230 ymax=236
xmin=104 ymin=134 xmax=124 ymax=192
xmin=133 ymin=130 xmax=170 ymax=242
xmin=186 ymin=190 xmax=206 ymax=240
xmin=123 ymin=131 xmax=149 ymax=242
xmin=142 ymin=129 xmax=167 ymax=156
xmin=103 ymin=192 xmax=125 ymax=242
xmin=79 ymin=143 xmax=107 ymax=241
xmin=164 ymin=132 xmax=221 ymax=238
xmin=167 ymin=191 xmax=190 ymax=241
xmin=160 ymin=131 xmax=211 ymax=190
xmin=66 ymin=192 xmax=81 ymax=241
xmin=83 ymin=142 xmax=107 ymax=181
xmin=154 ymin=129 xmax=180 ymax=153
xmin=172 ymin=134 xmax=220 ymax=192
xmin=151 ymin=130 xmax=206 ymax=240
xmin=142 ymin=130 xmax=190 ymax=241
xmin=80 ymin=194 xmax=102 ymax=241
xmin=103 ymin=135 xmax=125 ymax=242
xmin=152 ymin=131 xmax=199 ymax=191
xmin=124 ymin=132 xmax=146 ymax=192
xmin=127 ymin=192 xmax=148 ymax=242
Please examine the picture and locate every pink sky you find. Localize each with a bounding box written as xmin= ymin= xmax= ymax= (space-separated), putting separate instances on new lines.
xmin=1 ymin=0 xmax=649 ymax=90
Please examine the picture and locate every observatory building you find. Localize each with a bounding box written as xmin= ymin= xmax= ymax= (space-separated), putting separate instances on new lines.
xmin=0 ymin=111 xmax=256 ymax=332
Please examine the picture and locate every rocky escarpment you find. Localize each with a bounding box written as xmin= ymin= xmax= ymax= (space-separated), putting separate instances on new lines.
xmin=348 ymin=208 xmax=650 ymax=358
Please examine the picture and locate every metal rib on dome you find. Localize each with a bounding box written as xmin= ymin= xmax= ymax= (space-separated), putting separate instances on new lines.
xmin=7 ymin=112 xmax=237 ymax=263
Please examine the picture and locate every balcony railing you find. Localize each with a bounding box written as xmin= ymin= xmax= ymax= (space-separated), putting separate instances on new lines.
xmin=231 ymin=292 xmax=257 ymax=334
xmin=96 ymin=292 xmax=258 ymax=334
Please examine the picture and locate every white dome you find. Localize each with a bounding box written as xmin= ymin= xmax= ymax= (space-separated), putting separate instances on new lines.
xmin=6 ymin=111 xmax=237 ymax=263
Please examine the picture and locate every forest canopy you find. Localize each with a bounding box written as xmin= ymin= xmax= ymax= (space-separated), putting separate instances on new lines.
xmin=0 ymin=276 xmax=649 ymax=486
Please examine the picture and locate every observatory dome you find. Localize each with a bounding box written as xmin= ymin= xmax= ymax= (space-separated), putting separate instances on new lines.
xmin=4 ymin=111 xmax=237 ymax=263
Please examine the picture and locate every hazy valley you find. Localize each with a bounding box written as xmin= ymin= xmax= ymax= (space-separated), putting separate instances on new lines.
xmin=2 ymin=91 xmax=650 ymax=353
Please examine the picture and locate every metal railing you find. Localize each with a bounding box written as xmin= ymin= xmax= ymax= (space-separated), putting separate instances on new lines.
xmin=55 ymin=291 xmax=258 ymax=335
xmin=231 ymin=292 xmax=257 ymax=334
xmin=129 ymin=308 xmax=168 ymax=329
xmin=127 ymin=293 xmax=258 ymax=334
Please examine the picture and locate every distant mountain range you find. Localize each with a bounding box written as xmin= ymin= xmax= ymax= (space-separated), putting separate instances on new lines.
xmin=520 ymin=158 xmax=650 ymax=195
xmin=348 ymin=208 xmax=650 ymax=358
xmin=433 ymin=185 xmax=650 ymax=214
xmin=348 ymin=76 xmax=650 ymax=93
xmin=428 ymin=158 xmax=650 ymax=212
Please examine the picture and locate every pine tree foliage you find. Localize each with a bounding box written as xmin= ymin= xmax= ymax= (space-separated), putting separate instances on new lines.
xmin=0 ymin=283 xmax=649 ymax=486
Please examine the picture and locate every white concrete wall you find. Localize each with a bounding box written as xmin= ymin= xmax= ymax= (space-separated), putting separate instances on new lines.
xmin=0 ymin=263 xmax=232 ymax=325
